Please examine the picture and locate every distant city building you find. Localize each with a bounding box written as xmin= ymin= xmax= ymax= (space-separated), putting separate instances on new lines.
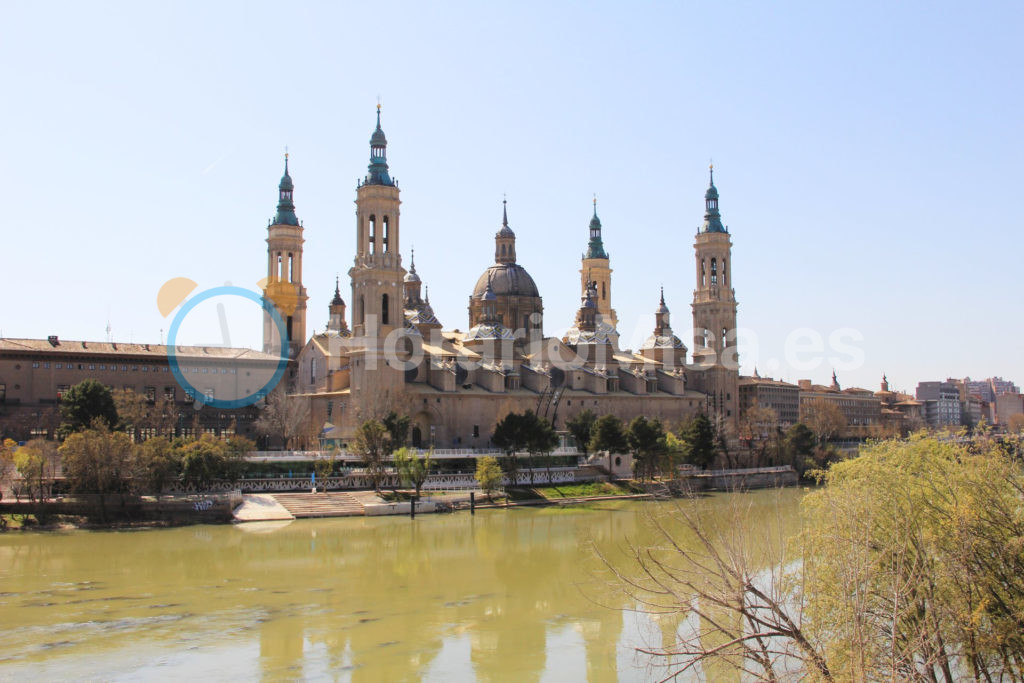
xmin=738 ymin=373 xmax=799 ymax=426
xmin=963 ymin=376 xmax=1019 ymax=404
xmin=915 ymin=381 xmax=963 ymax=428
xmin=797 ymin=372 xmax=881 ymax=437
xmin=876 ymin=375 xmax=923 ymax=435
xmin=995 ymin=393 xmax=1024 ymax=426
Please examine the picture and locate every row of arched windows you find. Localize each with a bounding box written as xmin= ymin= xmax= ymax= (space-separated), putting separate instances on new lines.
xmin=274 ymin=251 xmax=297 ymax=283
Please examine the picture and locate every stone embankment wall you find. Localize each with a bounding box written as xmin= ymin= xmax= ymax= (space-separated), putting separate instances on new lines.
xmin=0 ymin=492 xmax=241 ymax=523
xmin=647 ymin=466 xmax=799 ymax=494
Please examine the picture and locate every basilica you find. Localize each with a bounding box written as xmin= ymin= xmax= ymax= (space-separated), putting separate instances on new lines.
xmin=264 ymin=107 xmax=740 ymax=450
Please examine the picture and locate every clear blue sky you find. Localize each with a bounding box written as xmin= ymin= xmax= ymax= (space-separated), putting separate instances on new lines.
xmin=2 ymin=1 xmax=1021 ymax=394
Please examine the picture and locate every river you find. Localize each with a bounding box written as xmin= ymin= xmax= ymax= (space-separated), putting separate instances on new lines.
xmin=0 ymin=488 xmax=804 ymax=681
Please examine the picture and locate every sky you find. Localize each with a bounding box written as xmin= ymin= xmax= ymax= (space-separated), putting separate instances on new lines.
xmin=1 ymin=1 xmax=1021 ymax=394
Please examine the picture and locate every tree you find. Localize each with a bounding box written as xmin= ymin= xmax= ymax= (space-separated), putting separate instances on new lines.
xmin=58 ymin=379 xmax=118 ymax=438
xmin=680 ymin=413 xmax=717 ymax=469
xmin=475 ymin=455 xmax=503 ymax=501
xmin=313 ymin=450 xmax=336 ymax=488
xmin=382 ymin=411 xmax=411 ymax=453
xmin=565 ymin=409 xmax=597 ymax=457
xmin=394 ymin=446 xmax=432 ymax=501
xmin=254 ymin=389 xmax=311 ymax=450
xmin=59 ymin=423 xmax=134 ymax=520
xmin=133 ymin=436 xmax=181 ymax=497
xmin=0 ymin=438 xmax=17 ymax=500
xmin=803 ymin=398 xmax=846 ymax=445
xmin=626 ymin=416 xmax=667 ymax=481
xmin=178 ymin=434 xmax=231 ymax=491
xmin=492 ymin=412 xmax=530 ymax=485
xmin=353 ymin=419 xmax=390 ymax=492
xmin=14 ymin=439 xmax=58 ymax=502
xmin=783 ymin=422 xmax=816 ymax=474
xmin=113 ymin=388 xmax=150 ymax=441
xmin=526 ymin=413 xmax=559 ymax=485
xmin=602 ymin=435 xmax=1024 ymax=681
xmin=739 ymin=404 xmax=780 ymax=467
xmin=590 ymin=414 xmax=629 ymax=479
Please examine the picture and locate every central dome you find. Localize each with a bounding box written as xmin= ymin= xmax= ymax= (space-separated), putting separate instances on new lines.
xmin=472 ymin=263 xmax=540 ymax=299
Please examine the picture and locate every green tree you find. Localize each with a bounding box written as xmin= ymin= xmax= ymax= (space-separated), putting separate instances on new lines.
xmin=382 ymin=411 xmax=411 ymax=453
xmin=59 ymin=423 xmax=134 ymax=520
xmin=783 ymin=422 xmax=817 ymax=474
xmin=681 ymin=413 xmax=717 ymax=469
xmin=475 ymin=455 xmax=503 ymax=501
xmin=526 ymin=414 xmax=559 ymax=485
xmin=492 ymin=412 xmax=530 ymax=485
xmin=133 ymin=436 xmax=181 ymax=497
xmin=565 ymin=409 xmax=597 ymax=457
xmin=313 ymin=451 xmax=336 ymax=488
xmin=626 ymin=416 xmax=667 ymax=481
xmin=394 ymin=446 xmax=432 ymax=501
xmin=590 ymin=414 xmax=629 ymax=479
xmin=58 ymin=379 xmax=118 ymax=438
xmin=353 ymin=419 xmax=391 ymax=492
xmin=177 ymin=434 xmax=238 ymax=491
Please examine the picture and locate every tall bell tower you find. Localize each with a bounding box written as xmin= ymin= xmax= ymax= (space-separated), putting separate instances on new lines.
xmin=580 ymin=198 xmax=618 ymax=335
xmin=349 ymin=105 xmax=404 ymax=338
xmin=263 ymin=154 xmax=308 ymax=360
xmin=347 ymin=105 xmax=406 ymax=413
xmin=691 ymin=165 xmax=738 ymax=422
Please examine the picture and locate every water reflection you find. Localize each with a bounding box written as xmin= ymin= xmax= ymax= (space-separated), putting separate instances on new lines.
xmin=0 ymin=489 xmax=803 ymax=680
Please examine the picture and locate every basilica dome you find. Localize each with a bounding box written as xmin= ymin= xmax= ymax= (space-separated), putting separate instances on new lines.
xmin=472 ymin=263 xmax=540 ymax=299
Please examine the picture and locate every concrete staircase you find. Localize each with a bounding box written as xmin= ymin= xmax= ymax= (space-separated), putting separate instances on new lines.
xmin=270 ymin=492 xmax=365 ymax=518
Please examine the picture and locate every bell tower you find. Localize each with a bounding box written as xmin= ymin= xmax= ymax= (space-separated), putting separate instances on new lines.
xmin=262 ymin=154 xmax=308 ymax=360
xmin=691 ymin=165 xmax=738 ymax=421
xmin=580 ymin=198 xmax=618 ymax=334
xmin=349 ymin=105 xmax=404 ymax=338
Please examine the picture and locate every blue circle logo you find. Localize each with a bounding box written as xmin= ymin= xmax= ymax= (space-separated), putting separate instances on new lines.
xmin=166 ymin=286 xmax=289 ymax=409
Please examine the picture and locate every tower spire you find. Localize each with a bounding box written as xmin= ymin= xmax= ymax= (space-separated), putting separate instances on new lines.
xmin=365 ymin=104 xmax=393 ymax=186
xmin=701 ymin=162 xmax=725 ymax=233
xmin=273 ymin=153 xmax=299 ymax=226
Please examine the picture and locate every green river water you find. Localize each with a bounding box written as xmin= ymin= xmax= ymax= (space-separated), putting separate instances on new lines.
xmin=0 ymin=489 xmax=804 ymax=681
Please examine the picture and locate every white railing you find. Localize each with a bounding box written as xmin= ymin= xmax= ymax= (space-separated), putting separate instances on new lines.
xmin=246 ymin=447 xmax=580 ymax=461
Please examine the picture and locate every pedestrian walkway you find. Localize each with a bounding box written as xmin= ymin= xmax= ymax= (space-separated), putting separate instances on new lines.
xmin=270 ymin=491 xmax=366 ymax=518
xmin=232 ymin=494 xmax=295 ymax=522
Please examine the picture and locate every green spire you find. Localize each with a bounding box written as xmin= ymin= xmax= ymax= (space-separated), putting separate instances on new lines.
xmin=365 ymin=104 xmax=394 ymax=186
xmin=584 ymin=196 xmax=608 ymax=259
xmin=701 ymin=163 xmax=726 ymax=233
xmin=273 ymin=153 xmax=299 ymax=226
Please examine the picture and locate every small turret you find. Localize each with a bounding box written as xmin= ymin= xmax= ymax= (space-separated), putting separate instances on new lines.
xmin=495 ymin=199 xmax=517 ymax=264
xmin=701 ymin=164 xmax=726 ymax=234
xmin=364 ymin=105 xmax=394 ymax=187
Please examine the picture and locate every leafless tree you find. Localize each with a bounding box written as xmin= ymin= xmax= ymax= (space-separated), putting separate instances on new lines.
xmin=254 ymin=389 xmax=311 ymax=450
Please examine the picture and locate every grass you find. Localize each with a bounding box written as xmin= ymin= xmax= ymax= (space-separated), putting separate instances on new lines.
xmin=529 ymin=481 xmax=645 ymax=500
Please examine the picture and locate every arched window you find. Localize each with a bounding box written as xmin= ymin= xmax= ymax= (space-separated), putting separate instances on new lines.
xmin=722 ymin=327 xmax=728 ymax=349
xmin=501 ymin=244 xmax=506 ymax=256
xmin=601 ymin=282 xmax=606 ymax=300
xmin=723 ymin=259 xmax=727 ymax=285
xmin=711 ymin=258 xmax=718 ymax=286
xmin=277 ymin=253 xmax=283 ymax=280
xmin=288 ymin=253 xmax=294 ymax=282
xmin=701 ymin=259 xmax=706 ymax=287
xmin=369 ymin=215 xmax=377 ymax=255
xmin=383 ymin=216 xmax=390 ymax=253
xmin=358 ymin=295 xmax=365 ymax=325
xmin=381 ymin=293 xmax=390 ymax=325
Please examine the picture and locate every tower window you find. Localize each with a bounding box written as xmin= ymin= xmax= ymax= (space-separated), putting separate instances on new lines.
xmin=288 ymin=253 xmax=294 ymax=282
xmin=383 ymin=216 xmax=390 ymax=253
xmin=277 ymin=253 xmax=283 ymax=280
xmin=711 ymin=258 xmax=718 ymax=286
xmin=369 ymin=215 xmax=377 ymax=255
xmin=723 ymin=259 xmax=727 ymax=285
xmin=287 ymin=316 xmax=293 ymax=341
xmin=382 ymin=293 xmax=390 ymax=325
xmin=358 ymin=295 xmax=365 ymax=325
xmin=701 ymin=259 xmax=706 ymax=287
xmin=602 ymin=282 xmax=606 ymax=300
